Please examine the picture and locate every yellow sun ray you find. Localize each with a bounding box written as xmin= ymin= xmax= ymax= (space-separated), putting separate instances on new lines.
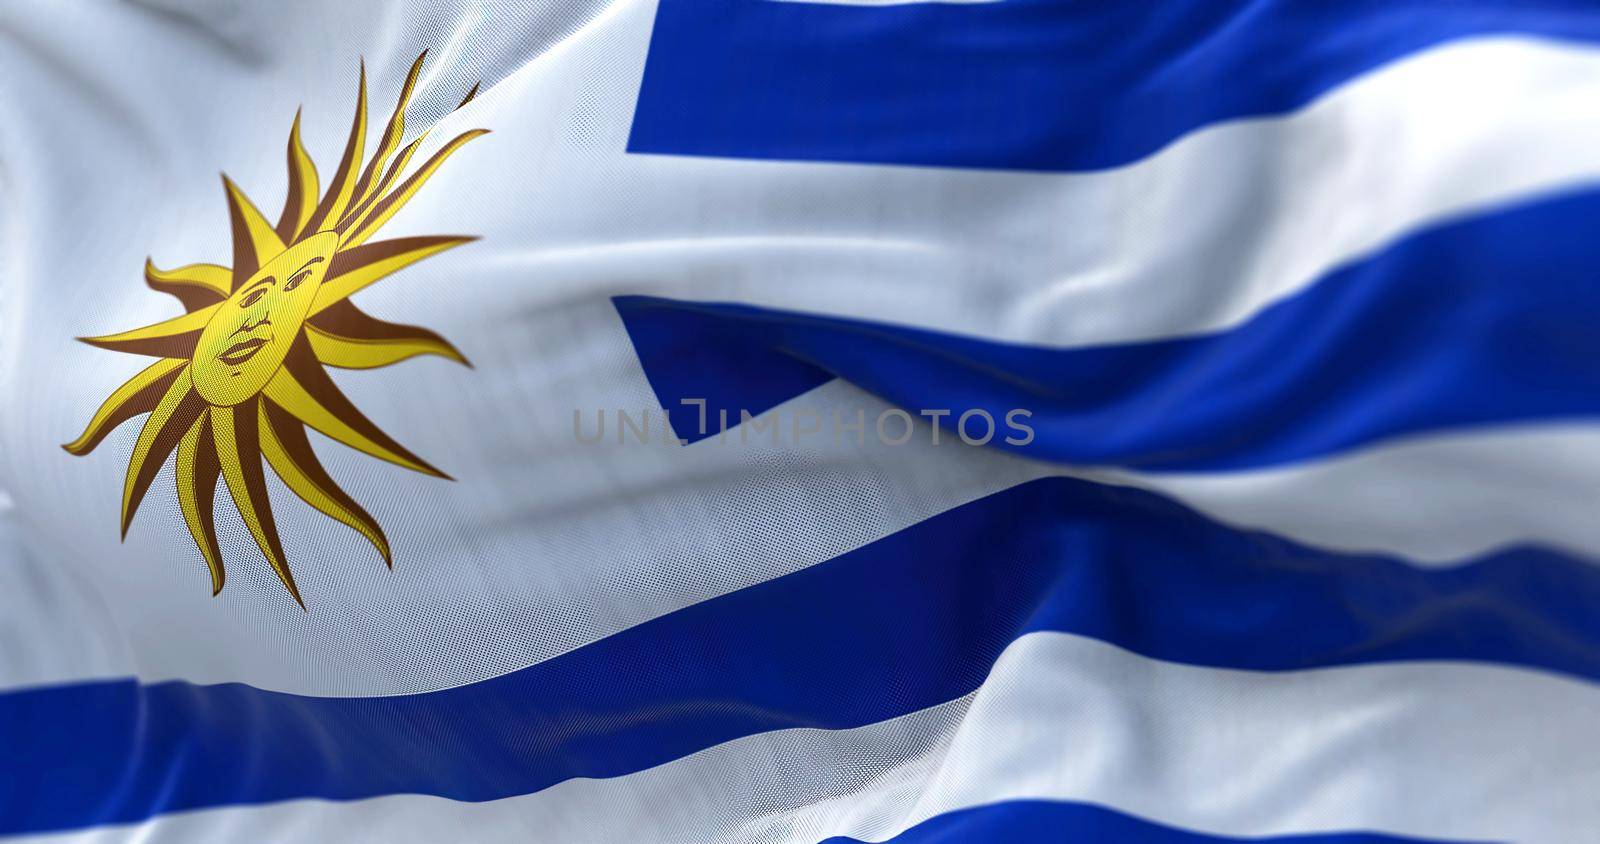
xmin=145 ymin=259 xmax=231 ymax=312
xmin=260 ymin=400 xmax=391 ymax=566
xmin=302 ymin=61 xmax=368 ymax=235
xmin=307 ymin=299 xmax=469 ymax=369
xmin=263 ymin=341 xmax=448 ymax=478
xmin=175 ymin=414 xmax=226 ymax=594
xmin=121 ymin=369 xmax=205 ymax=537
xmin=341 ymin=51 xmax=427 ymax=225
xmin=341 ymin=129 xmax=489 ymax=248
xmin=63 ymin=358 xmax=188 ymax=455
xmin=311 ymin=235 xmax=475 ymax=315
xmin=337 ymin=131 xmax=429 ymax=239
xmin=275 ymin=109 xmax=321 ymax=243
xmin=222 ymin=174 xmax=287 ymax=285
xmin=306 ymin=326 xmax=466 ymax=369
xmin=65 ymin=50 xmax=482 ymax=608
xmin=212 ymin=402 xmax=303 ymax=608
xmin=337 ymin=61 xmax=481 ymax=241
xmin=79 ymin=305 xmax=217 ymax=359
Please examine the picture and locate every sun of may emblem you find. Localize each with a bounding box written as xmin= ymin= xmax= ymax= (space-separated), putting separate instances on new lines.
xmin=63 ymin=52 xmax=487 ymax=608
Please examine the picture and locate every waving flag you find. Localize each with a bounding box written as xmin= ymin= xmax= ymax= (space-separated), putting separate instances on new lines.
xmin=2 ymin=1 xmax=1599 ymax=841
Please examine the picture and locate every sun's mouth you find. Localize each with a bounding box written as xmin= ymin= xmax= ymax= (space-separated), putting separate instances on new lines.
xmin=218 ymin=336 xmax=270 ymax=366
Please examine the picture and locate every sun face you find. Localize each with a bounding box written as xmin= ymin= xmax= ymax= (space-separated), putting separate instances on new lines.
xmin=191 ymin=234 xmax=339 ymax=406
xmin=63 ymin=52 xmax=488 ymax=608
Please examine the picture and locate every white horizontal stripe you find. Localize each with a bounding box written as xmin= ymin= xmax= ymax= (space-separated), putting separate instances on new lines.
xmin=7 ymin=377 xmax=1600 ymax=695
xmin=0 ymin=505 xmax=131 ymax=690
xmin=25 ymin=632 xmax=1599 ymax=843
xmin=509 ymin=33 xmax=1600 ymax=348
xmin=1089 ymin=421 xmax=1600 ymax=565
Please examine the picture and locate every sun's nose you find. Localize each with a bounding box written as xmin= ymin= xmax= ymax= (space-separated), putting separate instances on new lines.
xmin=232 ymin=315 xmax=271 ymax=336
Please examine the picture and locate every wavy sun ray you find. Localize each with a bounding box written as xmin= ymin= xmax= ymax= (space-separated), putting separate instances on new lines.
xmin=260 ymin=399 xmax=392 ymax=567
xmin=307 ymin=298 xmax=471 ymax=370
xmin=176 ymin=413 xmax=226 ymax=595
xmin=341 ymin=51 xmax=428 ymax=230
xmin=63 ymin=52 xmax=485 ymax=608
xmin=145 ymin=260 xmax=232 ymax=312
xmin=276 ymin=110 xmax=321 ymax=243
xmin=120 ymin=371 xmax=206 ymax=538
xmin=64 ymin=358 xmax=189 ymax=455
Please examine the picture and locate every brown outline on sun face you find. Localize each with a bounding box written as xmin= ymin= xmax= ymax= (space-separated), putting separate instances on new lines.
xmin=63 ymin=51 xmax=488 ymax=609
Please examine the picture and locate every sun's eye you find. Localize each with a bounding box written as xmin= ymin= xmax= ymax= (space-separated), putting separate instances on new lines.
xmin=240 ymin=287 xmax=269 ymax=308
xmin=283 ymin=268 xmax=313 ymax=292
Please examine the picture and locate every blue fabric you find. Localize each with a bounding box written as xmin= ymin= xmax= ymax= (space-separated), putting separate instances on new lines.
xmin=817 ymin=800 xmax=1464 ymax=844
xmin=617 ymin=183 xmax=1600 ymax=469
xmin=4 ymin=476 xmax=1598 ymax=835
xmin=631 ymin=0 xmax=1600 ymax=172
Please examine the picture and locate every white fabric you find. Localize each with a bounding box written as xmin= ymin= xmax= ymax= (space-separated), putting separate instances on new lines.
xmin=19 ymin=632 xmax=1599 ymax=844
xmin=4 ymin=3 xmax=1600 ymax=841
xmin=5 ymin=0 xmax=1600 ymax=695
xmin=8 ymin=373 xmax=1600 ymax=693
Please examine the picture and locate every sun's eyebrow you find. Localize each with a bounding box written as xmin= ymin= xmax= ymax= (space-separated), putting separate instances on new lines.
xmin=240 ymin=275 xmax=277 ymax=294
xmin=240 ymin=256 xmax=325 ymax=295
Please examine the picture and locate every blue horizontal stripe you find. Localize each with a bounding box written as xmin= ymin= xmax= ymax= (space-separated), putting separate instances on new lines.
xmin=4 ymin=476 xmax=1598 ymax=835
xmin=630 ymin=0 xmax=1600 ymax=172
xmin=818 ymin=800 xmax=1465 ymax=844
xmin=617 ymin=183 xmax=1600 ymax=470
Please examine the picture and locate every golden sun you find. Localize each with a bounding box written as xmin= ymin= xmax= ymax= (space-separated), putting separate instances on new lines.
xmin=64 ymin=52 xmax=487 ymax=608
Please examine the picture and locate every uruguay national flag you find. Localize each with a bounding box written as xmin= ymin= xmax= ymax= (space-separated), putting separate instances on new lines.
xmin=3 ymin=1 xmax=1600 ymax=841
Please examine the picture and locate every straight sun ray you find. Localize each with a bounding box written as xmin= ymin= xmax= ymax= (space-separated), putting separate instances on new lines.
xmin=263 ymin=338 xmax=449 ymax=479
xmin=79 ymin=305 xmax=217 ymax=359
xmin=222 ymin=175 xmax=287 ymax=289
xmin=212 ymin=402 xmax=304 ymax=608
xmin=310 ymin=236 xmax=474 ymax=315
